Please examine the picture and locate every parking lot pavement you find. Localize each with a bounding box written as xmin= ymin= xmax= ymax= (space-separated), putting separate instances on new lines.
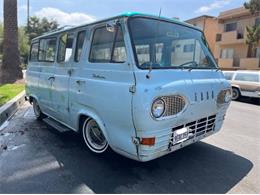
xmin=0 ymin=100 xmax=259 ymax=193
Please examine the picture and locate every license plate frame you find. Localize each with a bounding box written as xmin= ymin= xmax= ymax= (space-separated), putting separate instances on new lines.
xmin=173 ymin=127 xmax=189 ymax=144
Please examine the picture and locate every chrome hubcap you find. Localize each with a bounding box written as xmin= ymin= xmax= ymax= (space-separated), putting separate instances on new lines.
xmin=83 ymin=119 xmax=108 ymax=152
xmin=232 ymin=89 xmax=239 ymax=99
xmin=33 ymin=101 xmax=41 ymax=117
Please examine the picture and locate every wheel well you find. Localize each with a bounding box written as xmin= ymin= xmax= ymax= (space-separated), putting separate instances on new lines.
xmin=79 ymin=115 xmax=90 ymax=133
xmin=232 ymin=86 xmax=241 ymax=94
xmin=28 ymin=96 xmax=34 ymax=104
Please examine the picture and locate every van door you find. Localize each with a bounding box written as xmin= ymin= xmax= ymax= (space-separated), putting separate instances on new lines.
xmin=37 ymin=37 xmax=57 ymax=115
xmin=68 ymin=24 xmax=137 ymax=154
xmin=52 ymin=33 xmax=75 ymax=124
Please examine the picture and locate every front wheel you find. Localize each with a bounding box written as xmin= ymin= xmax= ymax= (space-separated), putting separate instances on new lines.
xmin=82 ymin=118 xmax=108 ymax=153
xmin=32 ymin=99 xmax=46 ymax=120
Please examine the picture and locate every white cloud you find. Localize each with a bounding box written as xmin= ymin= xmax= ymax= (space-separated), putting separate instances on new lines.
xmin=34 ymin=7 xmax=96 ymax=26
xmin=195 ymin=0 xmax=232 ymax=14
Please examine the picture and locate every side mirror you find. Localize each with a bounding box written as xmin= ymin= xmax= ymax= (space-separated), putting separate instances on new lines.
xmin=106 ymin=20 xmax=119 ymax=32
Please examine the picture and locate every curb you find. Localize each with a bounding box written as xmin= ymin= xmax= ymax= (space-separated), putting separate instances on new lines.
xmin=0 ymin=90 xmax=26 ymax=127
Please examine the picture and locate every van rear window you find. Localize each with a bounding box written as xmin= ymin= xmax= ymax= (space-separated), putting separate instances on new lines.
xmin=30 ymin=42 xmax=39 ymax=62
xmin=38 ymin=38 xmax=57 ymax=62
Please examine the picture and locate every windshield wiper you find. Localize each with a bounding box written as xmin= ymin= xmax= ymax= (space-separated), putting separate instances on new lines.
xmin=178 ymin=61 xmax=198 ymax=70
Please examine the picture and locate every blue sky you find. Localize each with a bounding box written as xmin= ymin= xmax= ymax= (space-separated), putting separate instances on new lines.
xmin=0 ymin=0 xmax=246 ymax=26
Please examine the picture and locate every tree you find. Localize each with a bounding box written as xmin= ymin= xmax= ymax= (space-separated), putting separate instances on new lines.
xmin=245 ymin=25 xmax=260 ymax=57
xmin=0 ymin=0 xmax=22 ymax=84
xmin=0 ymin=23 xmax=29 ymax=67
xmin=244 ymin=0 xmax=260 ymax=15
xmin=18 ymin=27 xmax=29 ymax=67
xmin=244 ymin=0 xmax=260 ymax=57
xmin=25 ymin=16 xmax=59 ymax=42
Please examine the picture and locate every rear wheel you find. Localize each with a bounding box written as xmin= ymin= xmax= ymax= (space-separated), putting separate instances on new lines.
xmin=32 ymin=99 xmax=46 ymax=120
xmin=82 ymin=118 xmax=108 ymax=153
xmin=232 ymin=87 xmax=240 ymax=100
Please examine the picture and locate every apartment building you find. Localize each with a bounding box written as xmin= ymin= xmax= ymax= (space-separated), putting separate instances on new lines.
xmin=215 ymin=7 xmax=260 ymax=70
xmin=185 ymin=15 xmax=218 ymax=55
xmin=186 ymin=7 xmax=260 ymax=70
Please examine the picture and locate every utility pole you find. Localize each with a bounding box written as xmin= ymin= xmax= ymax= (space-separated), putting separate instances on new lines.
xmin=27 ymin=0 xmax=30 ymax=32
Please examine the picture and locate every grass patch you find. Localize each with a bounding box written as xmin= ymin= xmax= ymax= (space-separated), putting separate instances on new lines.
xmin=0 ymin=84 xmax=25 ymax=106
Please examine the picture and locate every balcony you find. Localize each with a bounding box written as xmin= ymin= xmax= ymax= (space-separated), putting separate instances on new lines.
xmin=218 ymin=58 xmax=234 ymax=69
xmin=240 ymin=58 xmax=260 ymax=70
xmin=216 ymin=30 xmax=245 ymax=45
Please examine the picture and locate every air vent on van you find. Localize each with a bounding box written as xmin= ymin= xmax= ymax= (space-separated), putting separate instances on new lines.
xmin=161 ymin=95 xmax=186 ymax=117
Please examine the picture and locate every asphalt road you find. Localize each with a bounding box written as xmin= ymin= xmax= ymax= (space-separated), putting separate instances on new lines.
xmin=0 ymin=98 xmax=259 ymax=193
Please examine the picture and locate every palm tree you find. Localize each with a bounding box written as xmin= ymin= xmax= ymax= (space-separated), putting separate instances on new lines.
xmin=0 ymin=0 xmax=22 ymax=84
xmin=245 ymin=25 xmax=260 ymax=58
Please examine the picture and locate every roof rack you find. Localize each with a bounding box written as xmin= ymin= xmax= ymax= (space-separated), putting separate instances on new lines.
xmin=43 ymin=25 xmax=75 ymax=35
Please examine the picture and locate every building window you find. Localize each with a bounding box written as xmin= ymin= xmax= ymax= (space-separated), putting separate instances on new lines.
xmin=216 ymin=34 xmax=222 ymax=42
xmin=221 ymin=48 xmax=234 ymax=59
xmin=224 ymin=22 xmax=237 ymax=32
xmin=38 ymin=38 xmax=57 ymax=62
xmin=256 ymin=18 xmax=260 ymax=25
xmin=89 ymin=26 xmax=126 ymax=63
xmin=183 ymin=44 xmax=194 ymax=53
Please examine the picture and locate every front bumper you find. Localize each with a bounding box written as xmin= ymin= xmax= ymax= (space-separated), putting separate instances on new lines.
xmin=136 ymin=112 xmax=225 ymax=162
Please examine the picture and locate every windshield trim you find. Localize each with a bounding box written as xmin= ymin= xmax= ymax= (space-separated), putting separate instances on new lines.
xmin=127 ymin=16 xmax=218 ymax=70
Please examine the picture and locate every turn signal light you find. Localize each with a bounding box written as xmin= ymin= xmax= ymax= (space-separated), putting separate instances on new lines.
xmin=140 ymin=137 xmax=156 ymax=146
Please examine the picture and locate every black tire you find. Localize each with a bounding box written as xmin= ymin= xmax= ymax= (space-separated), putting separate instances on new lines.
xmin=232 ymin=87 xmax=240 ymax=100
xmin=32 ymin=98 xmax=46 ymax=120
xmin=82 ymin=118 xmax=108 ymax=153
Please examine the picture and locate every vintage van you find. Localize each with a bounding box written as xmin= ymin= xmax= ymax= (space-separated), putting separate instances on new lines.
xmin=26 ymin=13 xmax=231 ymax=161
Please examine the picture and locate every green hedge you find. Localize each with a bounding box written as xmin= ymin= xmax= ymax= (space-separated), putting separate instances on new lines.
xmin=0 ymin=84 xmax=25 ymax=106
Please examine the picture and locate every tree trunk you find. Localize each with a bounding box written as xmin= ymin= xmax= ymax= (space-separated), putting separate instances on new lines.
xmin=0 ymin=0 xmax=22 ymax=84
xmin=247 ymin=44 xmax=253 ymax=58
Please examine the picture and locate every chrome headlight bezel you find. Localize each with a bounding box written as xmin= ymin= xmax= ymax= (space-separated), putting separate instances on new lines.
xmin=217 ymin=88 xmax=232 ymax=106
xmin=151 ymin=98 xmax=165 ymax=118
xmin=224 ymin=89 xmax=232 ymax=103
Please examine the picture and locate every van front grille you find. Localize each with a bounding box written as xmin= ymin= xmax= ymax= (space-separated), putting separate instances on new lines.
xmin=169 ymin=114 xmax=216 ymax=147
xmin=162 ymin=95 xmax=186 ymax=117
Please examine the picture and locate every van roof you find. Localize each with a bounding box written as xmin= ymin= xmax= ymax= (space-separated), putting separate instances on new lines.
xmin=32 ymin=12 xmax=201 ymax=41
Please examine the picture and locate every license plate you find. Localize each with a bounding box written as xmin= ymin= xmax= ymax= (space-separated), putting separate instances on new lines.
xmin=173 ymin=127 xmax=189 ymax=144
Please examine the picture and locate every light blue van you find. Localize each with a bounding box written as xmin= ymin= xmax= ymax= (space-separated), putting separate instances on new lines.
xmin=25 ymin=13 xmax=231 ymax=161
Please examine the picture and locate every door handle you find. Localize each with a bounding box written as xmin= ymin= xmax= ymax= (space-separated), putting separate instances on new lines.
xmin=76 ymin=80 xmax=86 ymax=85
xmin=48 ymin=76 xmax=55 ymax=81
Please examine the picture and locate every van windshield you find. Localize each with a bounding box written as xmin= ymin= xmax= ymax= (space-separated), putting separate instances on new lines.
xmin=128 ymin=17 xmax=217 ymax=69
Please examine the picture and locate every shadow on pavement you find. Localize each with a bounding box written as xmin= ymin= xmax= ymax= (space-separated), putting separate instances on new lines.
xmin=0 ymin=118 xmax=253 ymax=193
xmin=235 ymin=96 xmax=260 ymax=106
xmin=38 ymin=128 xmax=253 ymax=193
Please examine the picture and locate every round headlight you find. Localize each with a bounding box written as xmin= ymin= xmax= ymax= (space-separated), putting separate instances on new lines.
xmin=152 ymin=98 xmax=165 ymax=118
xmin=224 ymin=89 xmax=232 ymax=103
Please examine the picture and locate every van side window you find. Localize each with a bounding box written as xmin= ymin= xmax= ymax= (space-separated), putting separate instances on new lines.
xmin=89 ymin=26 xmax=126 ymax=63
xmin=75 ymin=31 xmax=86 ymax=62
xmin=38 ymin=38 xmax=57 ymax=62
xmin=57 ymin=33 xmax=74 ymax=63
xmin=30 ymin=41 xmax=39 ymax=62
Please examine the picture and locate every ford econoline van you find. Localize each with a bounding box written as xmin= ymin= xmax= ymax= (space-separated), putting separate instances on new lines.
xmin=26 ymin=13 xmax=231 ymax=161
